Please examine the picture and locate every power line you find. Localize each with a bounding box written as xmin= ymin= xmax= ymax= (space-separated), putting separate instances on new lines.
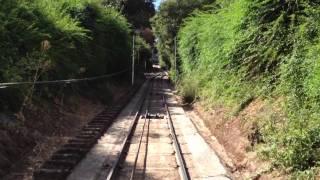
xmin=0 ymin=69 xmax=129 ymax=89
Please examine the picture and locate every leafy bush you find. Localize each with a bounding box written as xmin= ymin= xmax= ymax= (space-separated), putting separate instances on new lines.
xmin=134 ymin=35 xmax=152 ymax=70
xmin=0 ymin=0 xmax=132 ymax=112
xmin=178 ymin=74 xmax=198 ymax=104
xmin=178 ymin=0 xmax=251 ymax=106
xmin=176 ymin=0 xmax=320 ymax=175
xmin=152 ymin=0 xmax=212 ymax=70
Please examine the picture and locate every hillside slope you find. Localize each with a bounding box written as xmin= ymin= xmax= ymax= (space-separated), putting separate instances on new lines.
xmin=175 ymin=0 xmax=320 ymax=178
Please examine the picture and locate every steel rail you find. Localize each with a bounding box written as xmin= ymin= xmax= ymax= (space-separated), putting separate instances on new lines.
xmin=130 ymin=76 xmax=154 ymax=180
xmin=163 ymin=78 xmax=190 ymax=180
xmin=104 ymin=79 xmax=151 ymax=180
xmin=35 ymin=76 xmax=143 ymax=180
xmin=130 ymin=109 xmax=149 ymax=180
xmin=105 ymin=74 xmax=160 ymax=180
xmin=141 ymin=111 xmax=150 ymax=179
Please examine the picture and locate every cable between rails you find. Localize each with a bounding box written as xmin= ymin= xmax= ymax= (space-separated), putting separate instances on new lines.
xmin=0 ymin=69 xmax=130 ymax=88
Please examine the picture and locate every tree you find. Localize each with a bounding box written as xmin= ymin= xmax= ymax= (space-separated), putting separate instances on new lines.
xmin=102 ymin=0 xmax=155 ymax=28
xmin=152 ymin=0 xmax=213 ymax=69
xmin=123 ymin=0 xmax=155 ymax=28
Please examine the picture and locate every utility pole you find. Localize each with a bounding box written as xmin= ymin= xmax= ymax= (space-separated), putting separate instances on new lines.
xmin=174 ymin=36 xmax=177 ymax=84
xmin=137 ymin=50 xmax=140 ymax=66
xmin=132 ymin=35 xmax=135 ymax=86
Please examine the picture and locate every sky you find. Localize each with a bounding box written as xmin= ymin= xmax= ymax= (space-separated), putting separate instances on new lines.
xmin=154 ymin=0 xmax=162 ymax=9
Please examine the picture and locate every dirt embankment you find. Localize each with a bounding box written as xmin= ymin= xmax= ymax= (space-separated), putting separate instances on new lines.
xmin=185 ymin=99 xmax=285 ymax=180
xmin=0 ymin=82 xmax=132 ymax=180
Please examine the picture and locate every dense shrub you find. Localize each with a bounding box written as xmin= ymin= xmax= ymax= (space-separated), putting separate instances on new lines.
xmin=134 ymin=35 xmax=152 ymax=69
xmin=178 ymin=0 xmax=251 ymax=106
xmin=0 ymin=0 xmax=132 ymax=112
xmin=177 ymin=0 xmax=320 ymax=175
xmin=152 ymin=0 xmax=212 ymax=74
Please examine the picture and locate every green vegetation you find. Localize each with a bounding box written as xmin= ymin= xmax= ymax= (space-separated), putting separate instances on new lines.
xmin=178 ymin=0 xmax=250 ymax=106
xmin=154 ymin=0 xmax=320 ymax=177
xmin=103 ymin=0 xmax=155 ymax=28
xmin=152 ymin=0 xmax=212 ymax=78
xmin=0 ymin=0 xmax=153 ymax=112
xmin=0 ymin=1 xmax=155 ymax=177
xmin=123 ymin=0 xmax=155 ymax=28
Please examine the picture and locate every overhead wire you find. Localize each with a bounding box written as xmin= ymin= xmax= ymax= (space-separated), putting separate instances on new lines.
xmin=0 ymin=68 xmax=130 ymax=88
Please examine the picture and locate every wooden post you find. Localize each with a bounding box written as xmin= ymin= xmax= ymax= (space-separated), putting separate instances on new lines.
xmin=174 ymin=36 xmax=177 ymax=83
xmin=132 ymin=35 xmax=135 ymax=86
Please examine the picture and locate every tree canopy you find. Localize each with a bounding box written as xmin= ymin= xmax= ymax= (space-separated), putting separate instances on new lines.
xmin=152 ymin=0 xmax=213 ymax=71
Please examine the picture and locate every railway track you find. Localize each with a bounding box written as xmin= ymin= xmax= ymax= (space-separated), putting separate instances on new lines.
xmin=106 ymin=73 xmax=190 ymax=180
xmin=34 ymin=72 xmax=191 ymax=180
xmin=33 ymin=81 xmax=144 ymax=180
